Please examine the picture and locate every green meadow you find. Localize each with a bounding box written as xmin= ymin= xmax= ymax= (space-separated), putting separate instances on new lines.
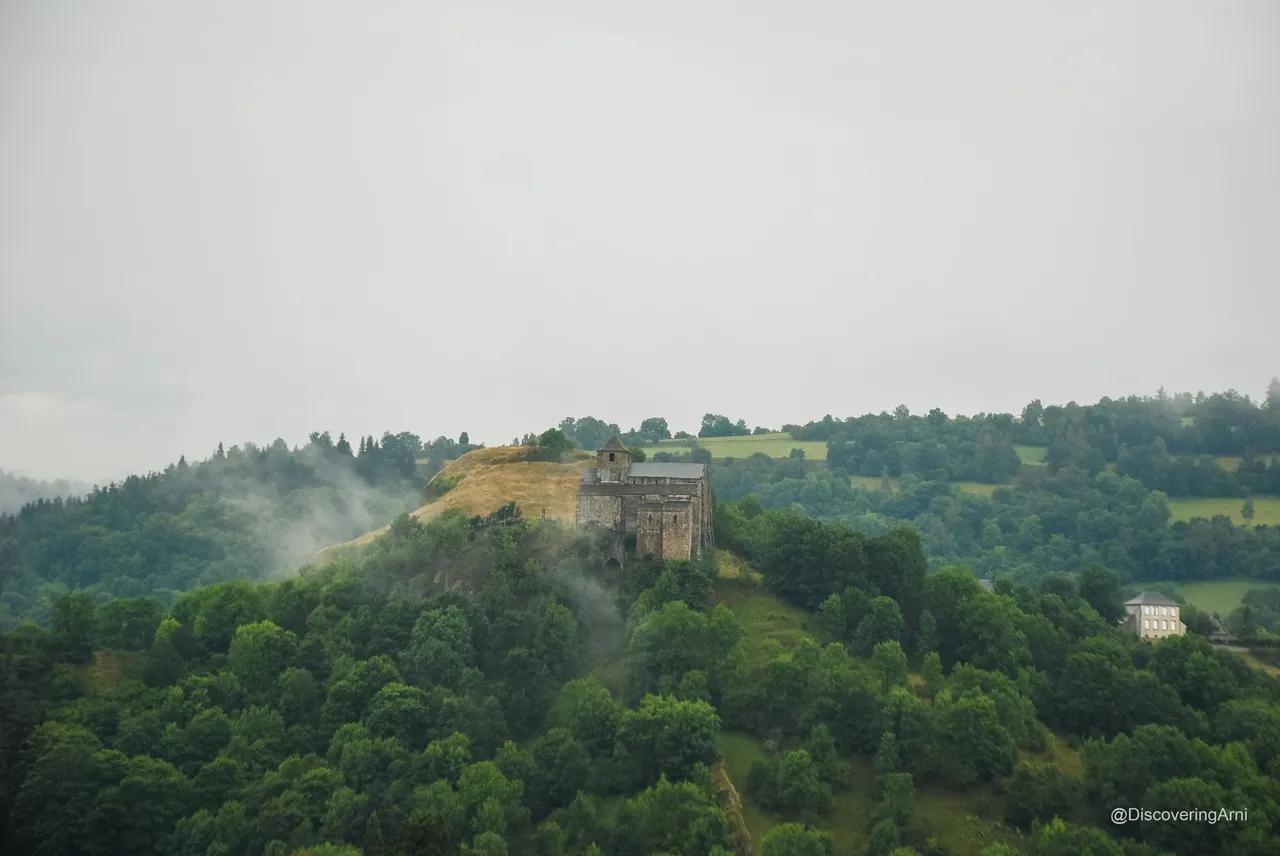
xmin=1166 ymin=496 xmax=1280 ymax=526
xmin=1144 ymin=579 xmax=1279 ymax=617
xmin=1216 ymin=455 xmax=1278 ymax=472
xmin=1015 ymin=445 xmax=1047 ymax=465
xmin=849 ymin=474 xmax=1003 ymax=497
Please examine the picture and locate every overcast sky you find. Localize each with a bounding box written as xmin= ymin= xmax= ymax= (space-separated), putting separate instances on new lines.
xmin=1 ymin=1 xmax=1277 ymax=482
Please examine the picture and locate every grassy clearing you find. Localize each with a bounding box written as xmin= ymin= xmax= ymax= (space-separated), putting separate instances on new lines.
xmin=1015 ymin=446 xmax=1047 ymax=465
xmin=1143 ymin=579 xmax=1279 ymax=616
xmin=849 ymin=475 xmax=1004 ymax=498
xmin=720 ymin=730 xmax=1029 ymax=856
xmin=1166 ymin=496 xmax=1280 ymax=526
xmin=715 ymin=580 xmax=813 ymax=669
xmin=718 ymin=732 xmax=783 ymax=850
xmin=716 ymin=549 xmax=762 ymax=582
xmin=1018 ymin=734 xmax=1084 ymax=776
xmin=952 ymin=481 xmax=1002 ymax=497
xmin=1237 ymin=650 xmax=1280 ymax=677
xmin=645 ymin=433 xmax=828 ymax=461
xmin=914 ymin=784 xmax=1031 ymax=856
xmin=719 ymin=732 xmax=879 ymax=855
xmin=850 ymin=474 xmax=895 ymax=492
xmin=78 ymin=650 xmax=146 ymax=695
xmin=1216 ymin=455 xmax=1278 ymax=472
xmin=713 ymin=577 xmax=1031 ymax=854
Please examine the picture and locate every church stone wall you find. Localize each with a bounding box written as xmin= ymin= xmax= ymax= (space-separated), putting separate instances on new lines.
xmin=575 ymin=450 xmax=714 ymax=562
xmin=661 ymin=504 xmax=694 ymax=560
xmin=576 ymin=493 xmax=623 ymax=531
xmin=636 ymin=502 xmax=665 ymax=557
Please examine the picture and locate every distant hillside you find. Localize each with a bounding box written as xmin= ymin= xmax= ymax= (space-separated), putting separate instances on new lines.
xmin=314 ymin=446 xmax=591 ymax=559
xmin=0 ymin=469 xmax=90 ymax=515
xmin=0 ymin=433 xmax=423 ymax=629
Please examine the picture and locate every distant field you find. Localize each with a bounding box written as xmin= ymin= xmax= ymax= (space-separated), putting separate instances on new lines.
xmin=1216 ymin=455 xmax=1278 ymax=472
xmin=1145 ymin=579 xmax=1279 ymax=616
xmin=1015 ymin=445 xmax=1047 ymax=465
xmin=1166 ymin=496 xmax=1280 ymax=526
xmin=644 ymin=432 xmax=827 ymax=461
xmin=849 ymin=474 xmax=1003 ymax=497
xmin=849 ymin=474 xmax=893 ymax=492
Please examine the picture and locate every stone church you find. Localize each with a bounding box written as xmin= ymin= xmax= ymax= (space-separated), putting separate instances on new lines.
xmin=575 ymin=437 xmax=714 ymax=563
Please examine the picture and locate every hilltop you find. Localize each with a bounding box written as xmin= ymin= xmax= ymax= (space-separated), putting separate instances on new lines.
xmin=313 ymin=445 xmax=591 ymax=560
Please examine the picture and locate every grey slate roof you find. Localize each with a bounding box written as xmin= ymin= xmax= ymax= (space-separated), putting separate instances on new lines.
xmin=1125 ymin=590 xmax=1179 ymax=607
xmin=628 ymin=462 xmax=706 ymax=479
xmin=601 ymin=436 xmax=627 ymax=451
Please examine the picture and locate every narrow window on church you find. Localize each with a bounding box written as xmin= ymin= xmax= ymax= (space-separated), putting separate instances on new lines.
xmin=608 ymin=452 xmax=615 ymax=462
xmin=672 ymin=515 xmax=677 ymax=524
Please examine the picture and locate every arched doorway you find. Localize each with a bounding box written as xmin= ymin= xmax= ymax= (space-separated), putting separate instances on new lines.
xmin=604 ymin=557 xmax=622 ymax=574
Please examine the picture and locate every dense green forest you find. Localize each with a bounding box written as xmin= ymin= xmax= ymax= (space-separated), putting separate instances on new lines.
xmin=6 ymin=385 xmax=1276 ymax=631
xmin=0 ymin=431 xmax=478 ymax=630
xmin=692 ymin=384 xmax=1280 ymax=588
xmin=709 ymin=453 xmax=1280 ymax=586
xmin=5 ymin=501 xmax=1280 ymax=855
xmin=4 ymin=386 xmax=1280 ymax=854
xmin=794 ymin=383 xmax=1280 ymax=496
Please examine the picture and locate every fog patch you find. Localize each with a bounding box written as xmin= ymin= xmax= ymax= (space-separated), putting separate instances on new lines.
xmin=0 ymin=469 xmax=91 ymax=515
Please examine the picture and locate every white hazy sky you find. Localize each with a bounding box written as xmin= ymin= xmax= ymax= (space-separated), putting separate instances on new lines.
xmin=2 ymin=1 xmax=1278 ymax=482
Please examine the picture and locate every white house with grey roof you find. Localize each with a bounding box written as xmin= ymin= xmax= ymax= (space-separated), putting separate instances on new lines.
xmin=1121 ymin=590 xmax=1186 ymax=641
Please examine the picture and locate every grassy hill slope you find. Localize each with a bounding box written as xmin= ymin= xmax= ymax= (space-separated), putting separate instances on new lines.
xmin=712 ymin=572 xmax=1037 ymax=855
xmin=314 ymin=446 xmax=591 ymax=560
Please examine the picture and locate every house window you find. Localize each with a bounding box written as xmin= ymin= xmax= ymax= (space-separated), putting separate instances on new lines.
xmin=1144 ymin=619 xmax=1150 ymax=630
xmin=608 ymin=452 xmax=615 ymax=462
xmin=1162 ymin=620 xmax=1168 ymax=631
xmin=1143 ymin=606 xmax=1150 ymax=615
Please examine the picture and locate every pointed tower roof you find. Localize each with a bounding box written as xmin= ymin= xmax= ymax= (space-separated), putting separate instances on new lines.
xmin=601 ymin=436 xmax=627 ymax=452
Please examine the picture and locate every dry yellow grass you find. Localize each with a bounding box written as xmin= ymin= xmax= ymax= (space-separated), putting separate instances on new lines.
xmin=715 ymin=549 xmax=762 ymax=582
xmin=312 ymin=447 xmax=591 ymax=562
